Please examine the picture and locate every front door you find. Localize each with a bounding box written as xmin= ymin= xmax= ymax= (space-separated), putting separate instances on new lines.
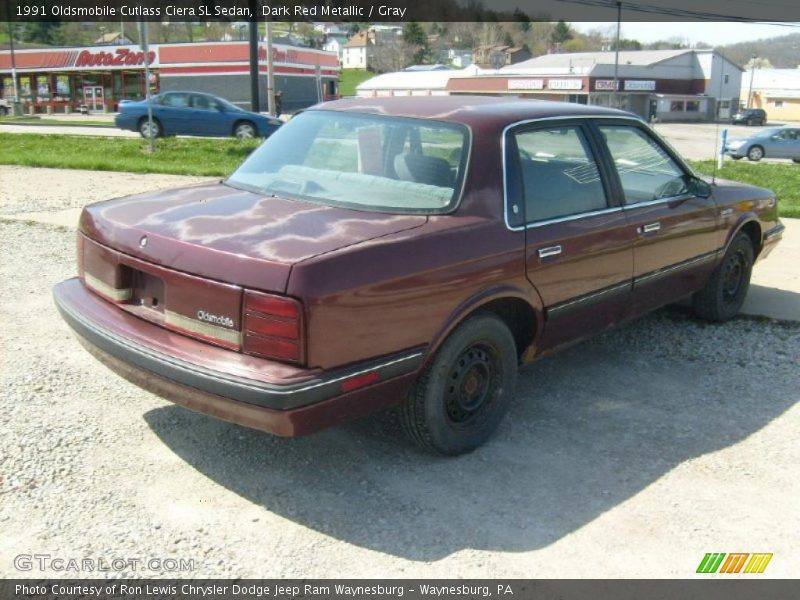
xmin=594 ymin=121 xmax=720 ymax=315
xmin=83 ymin=86 xmax=104 ymax=111
xmin=506 ymin=120 xmax=634 ymax=351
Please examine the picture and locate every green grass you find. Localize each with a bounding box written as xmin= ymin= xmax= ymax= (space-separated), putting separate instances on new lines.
xmin=338 ymin=69 xmax=374 ymax=97
xmin=689 ymin=160 xmax=800 ymax=219
xmin=0 ymin=116 xmax=113 ymax=127
xmin=0 ymin=133 xmax=260 ymax=177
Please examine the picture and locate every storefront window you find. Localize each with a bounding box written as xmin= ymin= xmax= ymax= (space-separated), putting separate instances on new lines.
xmin=18 ymin=76 xmax=32 ymax=101
xmin=670 ymin=100 xmax=685 ymax=112
xmin=686 ymin=100 xmax=700 ymax=112
xmin=36 ymin=75 xmax=51 ymax=101
xmin=55 ymin=75 xmax=71 ymax=101
xmin=1 ymin=76 xmax=13 ymax=99
xmin=123 ymin=72 xmax=144 ymax=100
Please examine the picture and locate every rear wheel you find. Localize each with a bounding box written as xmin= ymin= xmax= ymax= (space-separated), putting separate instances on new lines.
xmin=400 ymin=313 xmax=517 ymax=455
xmin=793 ymin=158 xmax=800 ymax=164
xmin=747 ymin=145 xmax=764 ymax=161
xmin=138 ymin=118 xmax=161 ymax=138
xmin=692 ymin=233 xmax=754 ymax=322
xmin=234 ymin=121 xmax=256 ymax=139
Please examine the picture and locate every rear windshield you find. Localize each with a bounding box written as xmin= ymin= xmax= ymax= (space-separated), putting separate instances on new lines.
xmin=227 ymin=110 xmax=469 ymax=213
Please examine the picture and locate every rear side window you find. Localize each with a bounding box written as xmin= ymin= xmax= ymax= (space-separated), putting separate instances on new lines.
xmin=512 ymin=126 xmax=608 ymax=223
xmin=598 ymin=125 xmax=688 ymax=204
xmin=159 ymin=93 xmax=189 ymax=108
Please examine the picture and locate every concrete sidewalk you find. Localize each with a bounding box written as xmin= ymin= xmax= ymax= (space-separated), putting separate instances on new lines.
xmin=742 ymin=218 xmax=800 ymax=322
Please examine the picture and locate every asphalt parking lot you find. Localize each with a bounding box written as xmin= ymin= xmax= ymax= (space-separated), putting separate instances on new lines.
xmin=0 ymin=166 xmax=798 ymax=578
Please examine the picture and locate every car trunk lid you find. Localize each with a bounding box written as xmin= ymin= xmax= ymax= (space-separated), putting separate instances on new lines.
xmin=78 ymin=182 xmax=426 ymax=351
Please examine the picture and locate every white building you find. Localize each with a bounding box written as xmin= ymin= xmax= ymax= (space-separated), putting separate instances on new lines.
xmin=342 ymin=31 xmax=374 ymax=70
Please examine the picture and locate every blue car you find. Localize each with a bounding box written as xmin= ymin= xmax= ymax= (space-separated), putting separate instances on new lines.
xmin=115 ymin=91 xmax=282 ymax=139
xmin=724 ymin=127 xmax=800 ymax=163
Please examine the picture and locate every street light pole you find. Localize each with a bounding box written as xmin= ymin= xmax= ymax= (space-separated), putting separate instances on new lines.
xmin=746 ymin=54 xmax=757 ymax=109
xmin=139 ymin=21 xmax=155 ymax=153
xmin=612 ymin=1 xmax=622 ymax=107
xmin=265 ymin=17 xmax=276 ymax=115
xmin=7 ymin=18 xmax=19 ymax=104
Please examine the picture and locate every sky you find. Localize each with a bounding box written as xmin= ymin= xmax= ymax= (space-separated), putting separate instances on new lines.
xmin=572 ymin=21 xmax=800 ymax=46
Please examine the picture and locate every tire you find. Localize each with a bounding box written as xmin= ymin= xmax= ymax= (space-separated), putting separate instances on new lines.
xmin=234 ymin=121 xmax=257 ymax=139
xmin=792 ymin=158 xmax=800 ymax=164
xmin=400 ymin=313 xmax=518 ymax=455
xmin=692 ymin=233 xmax=754 ymax=323
xmin=747 ymin=145 xmax=764 ymax=161
xmin=138 ymin=118 xmax=161 ymax=139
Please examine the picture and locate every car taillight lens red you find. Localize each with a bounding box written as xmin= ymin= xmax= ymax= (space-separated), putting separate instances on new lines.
xmin=242 ymin=291 xmax=304 ymax=364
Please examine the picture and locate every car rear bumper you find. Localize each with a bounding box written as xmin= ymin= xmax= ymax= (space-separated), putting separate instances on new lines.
xmin=53 ymin=278 xmax=423 ymax=436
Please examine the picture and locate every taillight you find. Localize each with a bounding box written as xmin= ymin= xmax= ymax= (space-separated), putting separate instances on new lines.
xmin=242 ymin=290 xmax=305 ymax=364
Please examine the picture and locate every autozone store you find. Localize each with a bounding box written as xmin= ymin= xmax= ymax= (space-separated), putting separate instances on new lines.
xmin=0 ymin=41 xmax=339 ymax=114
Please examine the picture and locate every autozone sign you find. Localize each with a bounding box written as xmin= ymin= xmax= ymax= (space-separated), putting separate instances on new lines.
xmin=74 ymin=48 xmax=157 ymax=68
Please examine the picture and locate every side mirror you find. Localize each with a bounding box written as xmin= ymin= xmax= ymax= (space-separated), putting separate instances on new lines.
xmin=687 ymin=176 xmax=712 ymax=198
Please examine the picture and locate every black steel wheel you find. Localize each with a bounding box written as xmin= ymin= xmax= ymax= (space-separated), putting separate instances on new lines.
xmin=692 ymin=233 xmax=754 ymax=322
xmin=401 ymin=313 xmax=518 ymax=455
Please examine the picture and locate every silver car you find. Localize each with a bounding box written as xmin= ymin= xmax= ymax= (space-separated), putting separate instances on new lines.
xmin=725 ymin=127 xmax=800 ymax=163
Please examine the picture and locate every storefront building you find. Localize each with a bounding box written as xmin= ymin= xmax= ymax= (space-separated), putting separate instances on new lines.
xmin=446 ymin=49 xmax=742 ymax=122
xmin=0 ymin=41 xmax=339 ymax=114
xmin=743 ymin=68 xmax=800 ymax=122
xmin=356 ymin=49 xmax=742 ymax=123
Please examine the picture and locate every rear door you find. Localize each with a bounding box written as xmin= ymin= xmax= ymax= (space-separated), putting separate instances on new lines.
xmin=157 ymin=92 xmax=192 ymax=135
xmin=593 ymin=121 xmax=720 ymax=315
xmin=505 ymin=120 xmax=634 ymax=350
xmin=767 ymin=128 xmax=800 ymax=158
xmin=189 ymin=93 xmax=229 ymax=137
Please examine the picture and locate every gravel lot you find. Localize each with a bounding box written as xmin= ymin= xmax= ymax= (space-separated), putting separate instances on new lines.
xmin=1 ymin=168 xmax=798 ymax=578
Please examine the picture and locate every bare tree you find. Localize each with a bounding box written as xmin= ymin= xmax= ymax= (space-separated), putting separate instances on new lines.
xmin=370 ymin=40 xmax=417 ymax=73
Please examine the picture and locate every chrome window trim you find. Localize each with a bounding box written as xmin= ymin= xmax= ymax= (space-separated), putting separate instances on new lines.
xmin=502 ymin=114 xmax=697 ymax=232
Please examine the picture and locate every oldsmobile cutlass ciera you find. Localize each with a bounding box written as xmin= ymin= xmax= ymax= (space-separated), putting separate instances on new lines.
xmin=54 ymin=97 xmax=785 ymax=454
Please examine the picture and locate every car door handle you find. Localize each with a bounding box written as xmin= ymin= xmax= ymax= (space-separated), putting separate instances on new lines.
xmin=639 ymin=222 xmax=661 ymax=234
xmin=538 ymin=245 xmax=562 ymax=259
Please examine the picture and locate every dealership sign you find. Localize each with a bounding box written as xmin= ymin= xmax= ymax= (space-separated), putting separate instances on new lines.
xmin=508 ymin=78 xmax=545 ymax=90
xmin=624 ymin=80 xmax=656 ymax=91
xmin=595 ymin=79 xmax=620 ymax=91
xmin=548 ymin=79 xmax=583 ymax=90
xmin=74 ymin=48 xmax=157 ymax=68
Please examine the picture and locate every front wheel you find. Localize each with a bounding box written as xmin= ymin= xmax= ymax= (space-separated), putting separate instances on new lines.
xmin=400 ymin=313 xmax=518 ymax=455
xmin=747 ymin=145 xmax=764 ymax=161
xmin=692 ymin=233 xmax=754 ymax=322
xmin=234 ymin=122 xmax=257 ymax=139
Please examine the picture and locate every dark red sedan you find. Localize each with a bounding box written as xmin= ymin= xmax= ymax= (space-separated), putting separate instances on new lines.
xmin=54 ymin=97 xmax=785 ymax=454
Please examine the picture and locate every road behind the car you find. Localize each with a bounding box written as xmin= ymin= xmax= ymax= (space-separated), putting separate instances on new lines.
xmin=0 ymin=166 xmax=798 ymax=578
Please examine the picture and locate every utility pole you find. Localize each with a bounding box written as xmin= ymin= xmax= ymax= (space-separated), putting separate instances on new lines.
xmin=7 ymin=18 xmax=19 ymax=105
xmin=747 ymin=54 xmax=757 ymax=109
xmin=139 ymin=21 xmax=155 ymax=153
xmin=265 ymin=17 xmax=276 ymax=115
xmin=248 ymin=11 xmax=260 ymax=112
xmin=612 ymin=1 xmax=622 ymax=108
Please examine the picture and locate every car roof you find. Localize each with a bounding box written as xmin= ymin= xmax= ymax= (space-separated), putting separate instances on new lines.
xmin=312 ymin=96 xmax=636 ymax=129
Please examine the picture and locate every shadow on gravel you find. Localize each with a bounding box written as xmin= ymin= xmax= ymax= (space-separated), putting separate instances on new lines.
xmin=144 ymin=308 xmax=798 ymax=561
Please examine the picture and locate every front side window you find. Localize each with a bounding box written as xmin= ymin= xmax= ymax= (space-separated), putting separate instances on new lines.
xmin=599 ymin=125 xmax=689 ymax=204
xmin=228 ymin=110 xmax=468 ymax=213
xmin=511 ymin=125 xmax=608 ymax=223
